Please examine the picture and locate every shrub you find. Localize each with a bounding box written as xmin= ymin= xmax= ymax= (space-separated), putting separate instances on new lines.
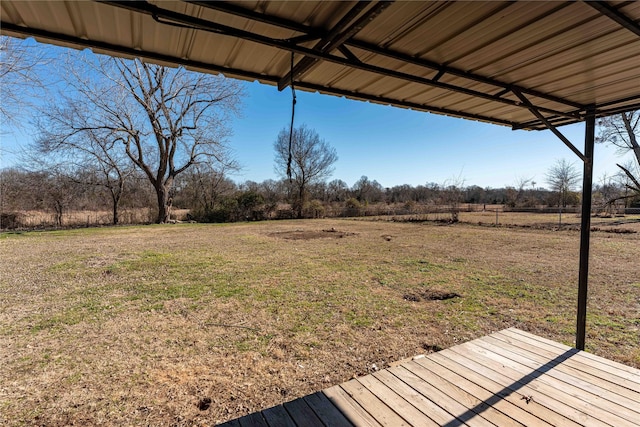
xmin=0 ymin=212 xmax=21 ymax=229
xmin=305 ymin=199 xmax=325 ymax=218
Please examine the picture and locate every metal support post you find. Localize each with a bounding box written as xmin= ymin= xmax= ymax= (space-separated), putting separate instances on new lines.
xmin=576 ymin=107 xmax=595 ymax=351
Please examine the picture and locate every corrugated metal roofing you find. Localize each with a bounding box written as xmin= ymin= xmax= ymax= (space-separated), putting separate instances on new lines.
xmin=1 ymin=0 xmax=639 ymax=130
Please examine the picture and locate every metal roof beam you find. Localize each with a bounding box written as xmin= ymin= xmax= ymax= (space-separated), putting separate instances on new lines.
xmin=514 ymin=95 xmax=640 ymax=130
xmin=513 ymin=89 xmax=587 ymax=161
xmin=337 ymin=46 xmax=361 ymax=63
xmin=598 ymin=103 xmax=640 ymax=118
xmin=292 ymin=81 xmax=518 ymax=128
xmin=513 ymin=117 xmax=582 ymax=131
xmin=183 ymin=0 xmax=321 ymax=36
xmin=1 ymin=20 xmax=279 ymax=83
xmin=594 ymin=95 xmax=640 ymax=115
xmin=285 ymin=34 xmax=320 ymax=45
xmin=187 ymin=0 xmax=585 ymax=111
xmin=345 ymin=39 xmax=585 ymax=111
xmin=276 ymin=1 xmax=373 ymax=91
xmin=98 ymin=1 xmax=581 ymax=121
xmin=278 ymin=1 xmax=393 ymax=91
xmin=584 ymin=1 xmax=640 ymax=37
xmin=432 ymin=70 xmax=446 ymax=82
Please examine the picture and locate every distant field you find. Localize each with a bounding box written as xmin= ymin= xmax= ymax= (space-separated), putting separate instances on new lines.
xmin=1 ymin=208 xmax=157 ymax=228
xmin=5 ymin=205 xmax=640 ymax=233
xmin=1 ymin=218 xmax=638 ymax=425
xmin=390 ymin=210 xmax=640 ymax=233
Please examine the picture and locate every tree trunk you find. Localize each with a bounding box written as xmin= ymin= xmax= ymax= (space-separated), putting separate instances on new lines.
xmin=297 ymin=184 xmax=305 ymax=219
xmin=112 ymin=199 xmax=119 ymax=225
xmin=155 ymin=185 xmax=171 ymax=223
xmin=110 ymin=190 xmax=120 ymax=225
xmin=621 ymin=113 xmax=640 ymax=166
xmin=54 ymin=200 xmax=63 ymax=227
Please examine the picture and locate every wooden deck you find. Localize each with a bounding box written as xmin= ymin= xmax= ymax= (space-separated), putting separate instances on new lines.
xmin=218 ymin=328 xmax=640 ymax=426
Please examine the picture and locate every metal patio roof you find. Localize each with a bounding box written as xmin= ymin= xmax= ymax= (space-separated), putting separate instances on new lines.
xmin=1 ymin=1 xmax=639 ymax=131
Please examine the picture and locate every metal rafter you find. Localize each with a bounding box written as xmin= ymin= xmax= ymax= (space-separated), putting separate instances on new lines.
xmin=292 ymin=81 xmax=518 ymax=128
xmin=345 ymin=38 xmax=585 ymax=112
xmin=275 ymin=1 xmax=372 ymax=91
xmin=277 ymin=1 xmax=393 ymax=91
xmin=513 ymin=97 xmax=640 ymax=130
xmin=0 ymin=20 xmax=274 ymax=82
xmin=513 ymin=117 xmax=581 ymax=131
xmin=183 ymin=0 xmax=322 ymax=36
xmin=512 ymin=89 xmax=586 ymax=161
xmin=183 ymin=0 xmax=586 ymax=113
xmin=98 ymin=1 xmax=583 ymax=122
xmin=337 ymin=45 xmax=361 ymax=63
xmin=584 ymin=0 xmax=640 ymax=37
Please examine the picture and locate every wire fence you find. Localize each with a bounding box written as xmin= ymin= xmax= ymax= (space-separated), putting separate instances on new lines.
xmin=0 ymin=208 xmax=155 ymax=230
xmin=2 ymin=204 xmax=638 ymax=230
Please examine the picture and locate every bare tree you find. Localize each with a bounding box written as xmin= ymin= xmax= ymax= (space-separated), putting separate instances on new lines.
xmin=39 ymin=52 xmax=244 ymax=223
xmin=327 ymin=179 xmax=349 ymax=202
xmin=35 ymin=100 xmax=135 ymax=225
xmin=439 ymin=175 xmax=465 ymax=222
xmin=8 ymin=165 xmax=78 ymax=227
xmin=594 ymin=173 xmax=623 ymax=215
xmin=597 ymin=111 xmax=640 ymax=207
xmin=0 ymin=168 xmax=31 ymax=228
xmin=174 ymin=163 xmax=237 ymax=218
xmin=0 ymin=36 xmax=49 ymax=128
xmin=505 ymin=176 xmax=534 ymax=208
xmin=546 ymin=159 xmax=581 ymax=208
xmin=274 ymin=124 xmax=337 ymax=218
xmin=352 ymin=175 xmax=384 ymax=204
xmin=257 ymin=179 xmax=284 ymax=213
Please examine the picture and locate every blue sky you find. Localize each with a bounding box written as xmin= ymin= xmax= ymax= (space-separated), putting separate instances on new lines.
xmin=1 ymin=42 xmax=632 ymax=190
xmin=228 ymin=81 xmax=627 ymax=189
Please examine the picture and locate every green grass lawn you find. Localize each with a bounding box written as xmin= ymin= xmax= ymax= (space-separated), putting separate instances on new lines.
xmin=1 ymin=219 xmax=638 ymax=425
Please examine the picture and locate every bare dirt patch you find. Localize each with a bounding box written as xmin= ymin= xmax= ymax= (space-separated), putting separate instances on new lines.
xmin=403 ymin=289 xmax=461 ymax=302
xmin=268 ymin=227 xmax=357 ymax=240
xmin=1 ymin=219 xmax=638 ymax=425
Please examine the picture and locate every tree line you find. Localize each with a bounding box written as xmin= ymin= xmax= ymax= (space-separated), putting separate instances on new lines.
xmin=2 ymin=162 xmax=637 ymax=229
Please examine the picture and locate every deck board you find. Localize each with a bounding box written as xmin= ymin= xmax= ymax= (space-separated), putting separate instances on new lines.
xmin=457 ymin=341 xmax=634 ymax=426
xmin=486 ymin=333 xmax=640 ymax=400
xmin=303 ymin=392 xmax=355 ymax=426
xmin=371 ymin=369 xmax=453 ymax=426
xmin=340 ymin=378 xmax=411 ymax=426
xmin=497 ymin=329 xmax=640 ymax=390
xmin=217 ymin=328 xmax=640 ymax=426
xmin=401 ymin=360 xmax=509 ymax=427
xmin=412 ymin=355 xmax=546 ymax=427
xmin=323 ymin=384 xmax=382 ymax=427
xmin=260 ymin=405 xmax=296 ymax=427
xmin=425 ymin=350 xmax=581 ymax=427
xmin=474 ymin=338 xmax=639 ymax=425
xmin=356 ymin=373 xmax=439 ymax=426
xmin=437 ymin=346 xmax=610 ymax=427
xmin=282 ymin=397 xmax=325 ymax=426
xmin=477 ymin=335 xmax=640 ymax=415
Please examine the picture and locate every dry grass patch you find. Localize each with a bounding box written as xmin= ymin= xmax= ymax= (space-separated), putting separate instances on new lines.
xmin=268 ymin=228 xmax=357 ymax=240
xmin=1 ymin=219 xmax=638 ymax=425
xmin=461 ymin=211 xmax=640 ymax=232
